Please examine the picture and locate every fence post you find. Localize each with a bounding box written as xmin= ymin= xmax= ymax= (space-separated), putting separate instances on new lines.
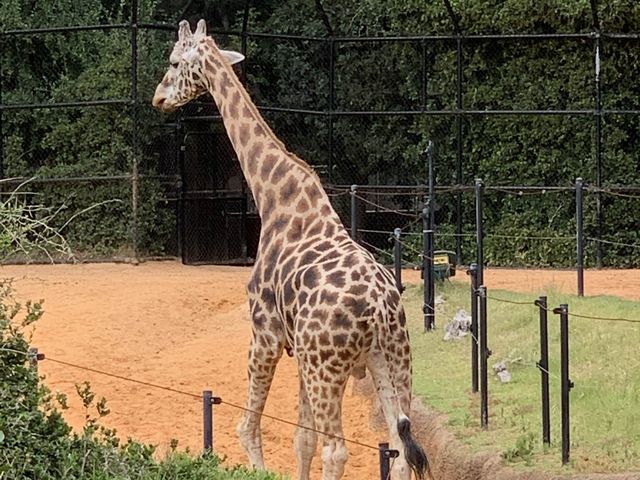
xmin=478 ymin=285 xmax=489 ymax=429
xmin=576 ymin=177 xmax=584 ymax=297
xmin=593 ymin=31 xmax=604 ymax=268
xmin=129 ymin=0 xmax=140 ymax=260
xmin=423 ymin=141 xmax=435 ymax=331
xmin=202 ymin=390 xmax=222 ymax=453
xmin=378 ymin=442 xmax=399 ymax=480
xmin=467 ymin=264 xmax=479 ymax=393
xmin=553 ymin=304 xmax=573 ymax=465
xmin=393 ymin=228 xmax=404 ymax=294
xmin=535 ymin=295 xmax=551 ymax=446
xmin=350 ymin=184 xmax=358 ymax=242
xmin=423 ymin=204 xmax=435 ymax=332
xmin=475 ymin=179 xmax=485 ymax=286
xmin=28 ymin=347 xmax=44 ymax=371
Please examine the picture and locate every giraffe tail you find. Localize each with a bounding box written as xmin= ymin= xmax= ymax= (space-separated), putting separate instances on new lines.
xmin=397 ymin=413 xmax=428 ymax=480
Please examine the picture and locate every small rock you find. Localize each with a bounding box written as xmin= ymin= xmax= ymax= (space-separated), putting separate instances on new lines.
xmin=443 ymin=308 xmax=471 ymax=341
xmin=497 ymin=369 xmax=512 ymax=383
xmin=493 ymin=361 xmax=508 ymax=373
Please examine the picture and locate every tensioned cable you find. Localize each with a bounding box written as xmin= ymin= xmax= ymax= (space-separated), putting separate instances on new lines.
xmin=352 ymin=193 xmax=417 ymax=217
xmin=4 ymin=351 xmax=380 ymax=451
xmin=586 ymin=237 xmax=640 ymax=249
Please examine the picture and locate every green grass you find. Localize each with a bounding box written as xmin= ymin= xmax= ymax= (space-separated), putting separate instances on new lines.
xmin=404 ymin=281 xmax=640 ymax=473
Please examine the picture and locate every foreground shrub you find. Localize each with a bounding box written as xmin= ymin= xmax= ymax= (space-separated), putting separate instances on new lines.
xmin=0 ymin=281 xmax=283 ymax=480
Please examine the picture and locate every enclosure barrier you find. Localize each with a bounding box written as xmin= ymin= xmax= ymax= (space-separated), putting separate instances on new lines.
xmin=535 ymin=295 xmax=551 ymax=446
xmin=19 ymin=349 xmax=398 ymax=480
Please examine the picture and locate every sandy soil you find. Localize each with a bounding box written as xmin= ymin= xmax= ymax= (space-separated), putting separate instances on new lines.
xmin=1 ymin=262 xmax=638 ymax=480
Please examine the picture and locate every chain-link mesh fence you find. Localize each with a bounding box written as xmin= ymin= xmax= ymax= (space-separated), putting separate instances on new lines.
xmin=1 ymin=1 xmax=639 ymax=266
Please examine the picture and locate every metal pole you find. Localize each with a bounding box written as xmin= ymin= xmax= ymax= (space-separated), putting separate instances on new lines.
xmin=28 ymin=347 xmax=43 ymax=371
xmin=240 ymin=0 xmax=250 ymax=85
xmin=455 ymin=35 xmax=464 ymax=266
xmin=535 ymin=295 xmax=550 ymax=446
xmin=554 ymin=304 xmax=573 ymax=465
xmin=203 ymin=390 xmax=213 ymax=452
xmin=0 ymin=34 xmax=4 ymax=180
xmin=239 ymin=2 xmax=250 ymax=262
xmin=576 ymin=177 xmax=584 ymax=297
xmin=178 ymin=132 xmax=186 ymax=263
xmin=350 ymin=184 xmax=358 ymax=242
xmin=424 ymin=141 xmax=435 ymax=331
xmin=393 ymin=228 xmax=404 ymax=294
xmin=594 ymin=33 xmax=603 ymax=268
xmin=130 ymin=0 xmax=140 ymax=260
xmin=378 ymin=443 xmax=399 ymax=480
xmin=467 ymin=263 xmax=479 ymax=393
xmin=327 ymin=38 xmax=335 ymax=183
xmin=475 ymin=179 xmax=484 ymax=286
xmin=478 ymin=284 xmax=489 ymax=429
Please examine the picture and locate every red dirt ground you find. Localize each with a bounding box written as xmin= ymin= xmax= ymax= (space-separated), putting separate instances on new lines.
xmin=2 ymin=262 xmax=638 ymax=479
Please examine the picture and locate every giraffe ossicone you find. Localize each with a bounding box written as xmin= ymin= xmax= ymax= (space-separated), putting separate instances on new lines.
xmin=153 ymin=19 xmax=429 ymax=480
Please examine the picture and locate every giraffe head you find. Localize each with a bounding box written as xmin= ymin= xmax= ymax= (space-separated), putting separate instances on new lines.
xmin=152 ymin=19 xmax=244 ymax=112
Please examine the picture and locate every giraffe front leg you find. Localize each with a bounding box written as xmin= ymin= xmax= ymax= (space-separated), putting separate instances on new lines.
xmin=294 ymin=374 xmax=317 ymax=480
xmin=237 ymin=327 xmax=284 ymax=469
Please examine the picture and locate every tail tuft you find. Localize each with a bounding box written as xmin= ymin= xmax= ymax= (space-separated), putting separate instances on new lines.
xmin=398 ymin=416 xmax=428 ymax=480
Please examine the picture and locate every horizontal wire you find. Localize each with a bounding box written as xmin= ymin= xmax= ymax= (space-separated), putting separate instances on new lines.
xmin=46 ymin=357 xmax=202 ymax=399
xmin=217 ymin=399 xmax=378 ymax=451
xmin=4 ymin=352 xmax=380 ymax=452
xmin=353 ymin=193 xmax=418 ymax=217
xmin=586 ymin=237 xmax=640 ymax=249
xmin=567 ymin=311 xmax=640 ymax=324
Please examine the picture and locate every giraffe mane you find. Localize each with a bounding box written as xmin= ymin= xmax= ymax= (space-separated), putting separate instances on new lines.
xmin=201 ymin=37 xmax=320 ymax=182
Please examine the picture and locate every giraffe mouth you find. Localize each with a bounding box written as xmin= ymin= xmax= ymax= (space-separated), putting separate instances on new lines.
xmin=152 ymin=94 xmax=178 ymax=113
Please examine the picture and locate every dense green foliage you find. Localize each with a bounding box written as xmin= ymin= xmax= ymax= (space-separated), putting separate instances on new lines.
xmin=0 ymin=282 xmax=283 ymax=479
xmin=1 ymin=0 xmax=639 ymax=265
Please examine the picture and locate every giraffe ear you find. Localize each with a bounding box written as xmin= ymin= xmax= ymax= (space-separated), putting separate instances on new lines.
xmin=194 ymin=19 xmax=207 ymax=40
xmin=178 ymin=20 xmax=192 ymax=41
xmin=220 ymin=49 xmax=245 ymax=65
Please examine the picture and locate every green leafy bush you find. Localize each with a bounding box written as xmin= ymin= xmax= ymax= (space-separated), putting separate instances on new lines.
xmin=0 ymin=282 xmax=284 ymax=479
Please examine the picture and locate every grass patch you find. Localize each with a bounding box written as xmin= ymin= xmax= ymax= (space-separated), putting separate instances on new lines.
xmin=404 ymin=280 xmax=640 ymax=473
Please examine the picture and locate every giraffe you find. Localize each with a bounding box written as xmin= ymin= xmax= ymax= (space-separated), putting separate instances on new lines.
xmin=152 ymin=19 xmax=428 ymax=480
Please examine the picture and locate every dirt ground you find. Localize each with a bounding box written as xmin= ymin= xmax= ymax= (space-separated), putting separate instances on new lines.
xmin=2 ymin=262 xmax=638 ymax=480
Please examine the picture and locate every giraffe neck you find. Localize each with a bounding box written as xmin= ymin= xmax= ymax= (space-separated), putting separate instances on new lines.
xmin=201 ymin=39 xmax=342 ymax=231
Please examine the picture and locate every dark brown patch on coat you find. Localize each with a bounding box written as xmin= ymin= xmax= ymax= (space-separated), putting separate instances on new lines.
xmin=260 ymin=154 xmax=278 ymax=179
xmin=270 ymin=161 xmax=289 ymax=185
xmin=343 ymin=295 xmax=369 ymax=318
xmin=218 ymin=71 xmax=232 ymax=98
xmin=248 ymin=140 xmax=264 ymax=163
xmin=238 ymin=123 xmax=250 ymax=146
xmin=331 ymin=313 xmax=352 ymax=329
xmin=320 ymin=290 xmax=338 ymax=305
xmin=254 ymin=124 xmax=266 ymax=137
xmin=333 ymin=334 xmax=348 ymax=348
xmin=324 ymin=222 xmax=336 ymax=237
xmin=280 ymin=177 xmax=300 ymax=205
xmin=303 ymin=268 xmax=319 ymax=289
xmin=300 ymin=250 xmax=320 ymax=266
xmin=229 ymin=92 xmax=240 ymax=119
xmin=296 ymin=198 xmax=310 ymax=213
xmin=288 ymin=216 xmax=303 ymax=242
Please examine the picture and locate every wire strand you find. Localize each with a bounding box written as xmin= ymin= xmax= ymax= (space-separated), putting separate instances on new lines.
xmin=25 ymin=355 xmax=381 ymax=452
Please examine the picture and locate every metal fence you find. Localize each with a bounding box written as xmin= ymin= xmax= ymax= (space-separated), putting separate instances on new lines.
xmin=1 ymin=1 xmax=639 ymax=266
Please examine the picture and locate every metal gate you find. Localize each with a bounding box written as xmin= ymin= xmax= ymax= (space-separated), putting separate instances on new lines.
xmin=179 ymin=119 xmax=257 ymax=265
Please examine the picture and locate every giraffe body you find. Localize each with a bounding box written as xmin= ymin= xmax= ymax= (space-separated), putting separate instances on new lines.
xmin=153 ymin=20 xmax=428 ymax=480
